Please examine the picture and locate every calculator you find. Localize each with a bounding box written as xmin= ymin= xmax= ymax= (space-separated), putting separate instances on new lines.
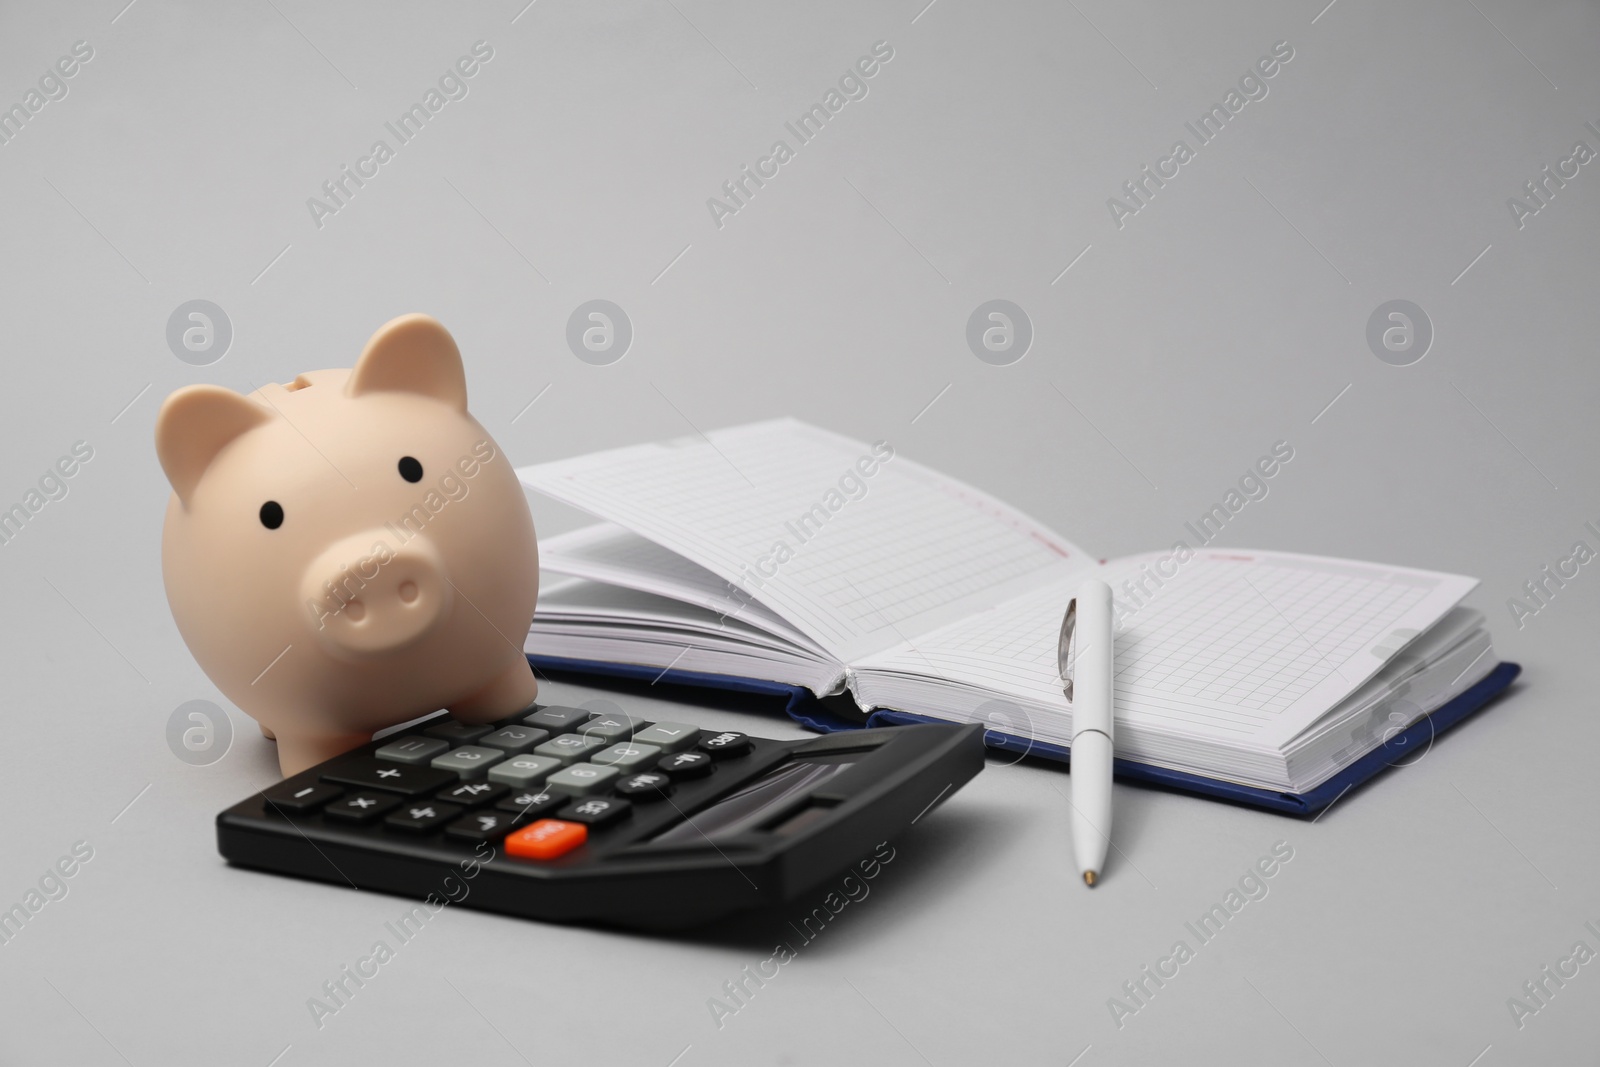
xmin=216 ymin=703 xmax=985 ymax=930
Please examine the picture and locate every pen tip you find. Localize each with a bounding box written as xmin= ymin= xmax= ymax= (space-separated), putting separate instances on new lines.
xmin=1083 ymin=871 xmax=1098 ymax=887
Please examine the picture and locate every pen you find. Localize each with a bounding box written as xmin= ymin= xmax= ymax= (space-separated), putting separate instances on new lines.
xmin=1061 ymin=579 xmax=1115 ymax=887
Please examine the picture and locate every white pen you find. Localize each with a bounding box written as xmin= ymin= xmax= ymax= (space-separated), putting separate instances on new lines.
xmin=1061 ymin=578 xmax=1115 ymax=887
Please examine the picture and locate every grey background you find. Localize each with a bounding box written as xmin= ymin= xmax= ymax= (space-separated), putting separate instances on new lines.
xmin=0 ymin=0 xmax=1596 ymax=1063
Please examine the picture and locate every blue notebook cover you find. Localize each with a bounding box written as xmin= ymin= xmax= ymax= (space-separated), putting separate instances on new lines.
xmin=525 ymin=653 xmax=1521 ymax=816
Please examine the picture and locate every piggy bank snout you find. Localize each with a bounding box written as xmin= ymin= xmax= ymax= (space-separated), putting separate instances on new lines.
xmin=299 ymin=532 xmax=452 ymax=658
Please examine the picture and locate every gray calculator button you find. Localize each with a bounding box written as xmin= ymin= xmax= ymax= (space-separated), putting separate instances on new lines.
xmin=523 ymin=705 xmax=593 ymax=732
xmin=633 ymin=722 xmax=699 ymax=752
xmin=374 ymin=736 xmax=451 ymax=765
xmin=534 ymin=733 xmax=607 ymax=765
xmin=580 ymin=716 xmax=641 ymax=742
xmin=544 ymin=762 xmax=620 ymax=795
xmin=488 ymin=754 xmax=562 ymax=787
xmin=480 ymin=726 xmax=550 ymax=753
xmin=592 ymin=742 xmax=662 ymax=768
xmin=430 ymin=745 xmax=506 ymax=779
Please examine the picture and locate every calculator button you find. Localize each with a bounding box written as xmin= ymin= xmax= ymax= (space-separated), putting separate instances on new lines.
xmin=658 ymin=750 xmax=713 ymax=779
xmin=697 ymin=731 xmax=751 ymax=759
xmin=534 ymin=734 xmax=607 ymax=765
xmin=373 ymin=736 xmax=451 ymax=765
xmin=561 ymin=796 xmax=631 ymax=829
xmin=436 ymin=781 xmax=509 ymax=808
xmin=488 ymin=755 xmax=562 ymax=787
xmin=496 ymin=789 xmax=566 ymax=819
xmin=385 ymin=801 xmax=464 ymax=833
xmin=614 ymin=772 xmax=674 ymax=802
xmin=592 ymin=742 xmax=662 ymax=769
xmin=479 ymin=726 xmax=550 ymax=753
xmin=261 ymin=781 xmax=341 ymax=814
xmin=423 ymin=720 xmax=494 ymax=745
xmin=544 ymin=762 xmax=620 ymax=795
xmin=633 ymin=722 xmax=700 ymax=752
xmin=430 ymin=745 xmax=506 ymax=779
xmin=504 ymin=819 xmax=587 ymax=861
xmin=445 ymin=809 xmax=526 ymax=842
xmin=322 ymin=758 xmax=456 ymax=796
xmin=522 ymin=705 xmax=593 ymax=732
xmin=579 ymin=716 xmax=641 ymax=742
xmin=324 ymin=791 xmax=401 ymax=823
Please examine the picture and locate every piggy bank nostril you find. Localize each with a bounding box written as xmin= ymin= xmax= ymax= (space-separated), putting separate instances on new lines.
xmin=297 ymin=530 xmax=454 ymax=657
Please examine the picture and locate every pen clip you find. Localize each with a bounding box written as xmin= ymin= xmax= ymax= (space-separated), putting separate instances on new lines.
xmin=1057 ymin=597 xmax=1076 ymax=702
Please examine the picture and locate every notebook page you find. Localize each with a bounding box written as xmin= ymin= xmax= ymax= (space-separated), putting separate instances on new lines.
xmin=533 ymin=576 xmax=821 ymax=657
xmin=529 ymin=578 xmax=847 ymax=694
xmin=538 ymin=523 xmax=822 ymax=653
xmin=517 ymin=419 xmax=1087 ymax=662
xmin=852 ymin=549 xmax=1477 ymax=749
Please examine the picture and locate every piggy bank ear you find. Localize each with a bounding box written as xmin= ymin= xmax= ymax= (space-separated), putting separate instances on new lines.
xmin=347 ymin=314 xmax=467 ymax=411
xmin=155 ymin=385 xmax=273 ymax=505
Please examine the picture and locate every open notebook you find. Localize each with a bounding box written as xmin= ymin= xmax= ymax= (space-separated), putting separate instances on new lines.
xmin=517 ymin=419 xmax=1509 ymax=801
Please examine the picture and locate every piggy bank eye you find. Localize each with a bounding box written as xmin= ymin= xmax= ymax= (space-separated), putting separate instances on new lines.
xmin=398 ymin=456 xmax=423 ymax=483
xmin=259 ymin=501 xmax=284 ymax=530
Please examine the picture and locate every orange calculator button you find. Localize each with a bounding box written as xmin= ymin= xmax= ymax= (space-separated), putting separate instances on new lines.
xmin=504 ymin=819 xmax=587 ymax=861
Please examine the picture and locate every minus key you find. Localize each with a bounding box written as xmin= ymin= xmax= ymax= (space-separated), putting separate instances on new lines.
xmin=260 ymin=781 xmax=342 ymax=815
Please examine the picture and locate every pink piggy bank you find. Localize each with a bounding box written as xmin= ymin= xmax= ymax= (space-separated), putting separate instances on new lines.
xmin=156 ymin=314 xmax=540 ymax=776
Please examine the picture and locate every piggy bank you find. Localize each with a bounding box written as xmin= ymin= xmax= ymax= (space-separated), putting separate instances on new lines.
xmin=156 ymin=314 xmax=539 ymax=776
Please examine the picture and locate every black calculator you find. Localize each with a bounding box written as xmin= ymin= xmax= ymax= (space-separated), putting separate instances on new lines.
xmin=216 ymin=703 xmax=984 ymax=930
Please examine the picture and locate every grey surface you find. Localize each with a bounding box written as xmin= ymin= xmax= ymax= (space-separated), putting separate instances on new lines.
xmin=0 ymin=0 xmax=1596 ymax=1064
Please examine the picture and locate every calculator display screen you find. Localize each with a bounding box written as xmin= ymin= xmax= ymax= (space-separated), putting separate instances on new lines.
xmin=651 ymin=760 xmax=853 ymax=844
